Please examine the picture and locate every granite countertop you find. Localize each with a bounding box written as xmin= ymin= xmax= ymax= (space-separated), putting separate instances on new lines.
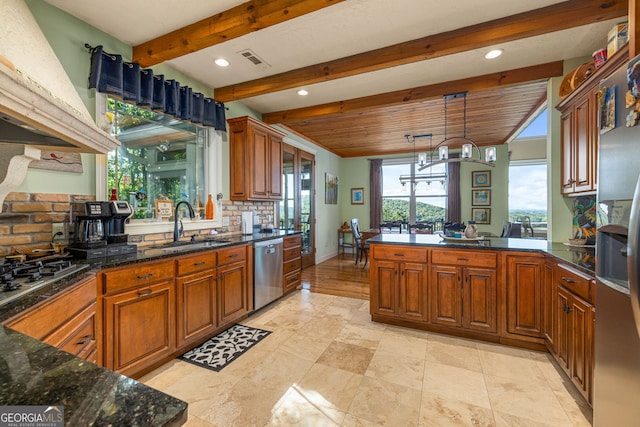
xmin=367 ymin=234 xmax=595 ymax=275
xmin=0 ymin=326 xmax=187 ymax=426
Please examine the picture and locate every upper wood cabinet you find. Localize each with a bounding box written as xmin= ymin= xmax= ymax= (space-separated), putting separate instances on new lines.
xmin=228 ymin=116 xmax=285 ymax=201
xmin=556 ymin=44 xmax=628 ymax=196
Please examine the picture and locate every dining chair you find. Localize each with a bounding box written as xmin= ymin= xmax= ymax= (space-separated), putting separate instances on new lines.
xmin=351 ymin=218 xmax=369 ymax=268
xmin=379 ymin=221 xmax=403 ymax=233
xmin=500 ymin=221 xmax=513 ymax=237
xmin=518 ymin=216 xmax=535 ymax=237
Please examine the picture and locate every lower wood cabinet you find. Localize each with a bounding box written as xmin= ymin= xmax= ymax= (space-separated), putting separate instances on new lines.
xmin=552 ymin=262 xmax=595 ymax=404
xmin=4 ymin=274 xmax=98 ymax=363
xmin=505 ymin=253 xmax=545 ymax=341
xmin=430 ymin=250 xmax=498 ymax=334
xmin=217 ymin=245 xmax=251 ymax=325
xmin=101 ymin=261 xmax=175 ymax=377
xmin=283 ymin=234 xmax=302 ymax=295
xmin=176 ymin=251 xmax=217 ymax=350
xmin=370 ymin=245 xmax=428 ymax=322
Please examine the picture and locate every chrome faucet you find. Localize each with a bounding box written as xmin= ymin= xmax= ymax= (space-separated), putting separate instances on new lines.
xmin=173 ymin=200 xmax=196 ymax=242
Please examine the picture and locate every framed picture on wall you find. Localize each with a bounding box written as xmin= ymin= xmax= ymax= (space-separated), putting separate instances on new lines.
xmin=351 ymin=188 xmax=364 ymax=204
xmin=472 ymin=170 xmax=491 ymax=187
xmin=472 ymin=189 xmax=491 ymax=206
xmin=471 ymin=207 xmax=491 ymax=224
xmin=325 ymin=172 xmax=338 ymax=204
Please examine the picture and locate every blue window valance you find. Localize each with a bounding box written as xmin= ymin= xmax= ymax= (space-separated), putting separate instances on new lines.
xmin=87 ymin=45 xmax=226 ymax=131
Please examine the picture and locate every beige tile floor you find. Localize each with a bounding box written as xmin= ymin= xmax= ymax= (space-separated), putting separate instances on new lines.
xmin=141 ymin=290 xmax=593 ymax=426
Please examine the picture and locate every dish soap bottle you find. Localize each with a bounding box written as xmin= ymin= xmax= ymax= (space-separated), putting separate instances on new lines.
xmin=464 ymin=221 xmax=477 ymax=238
xmin=205 ymin=194 xmax=214 ymax=220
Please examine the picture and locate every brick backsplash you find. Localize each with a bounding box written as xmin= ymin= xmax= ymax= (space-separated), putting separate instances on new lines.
xmin=0 ymin=193 xmax=276 ymax=255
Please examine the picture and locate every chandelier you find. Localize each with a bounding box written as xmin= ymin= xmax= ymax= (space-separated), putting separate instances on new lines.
xmin=410 ymin=92 xmax=497 ymax=173
xmin=398 ymin=133 xmax=447 ymax=190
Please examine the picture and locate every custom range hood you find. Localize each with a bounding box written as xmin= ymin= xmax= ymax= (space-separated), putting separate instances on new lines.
xmin=0 ymin=0 xmax=119 ymax=208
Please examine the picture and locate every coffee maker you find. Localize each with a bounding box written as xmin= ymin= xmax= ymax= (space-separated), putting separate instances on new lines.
xmin=68 ymin=201 xmax=136 ymax=259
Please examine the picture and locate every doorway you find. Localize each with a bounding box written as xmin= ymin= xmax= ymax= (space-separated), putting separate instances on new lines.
xmin=281 ymin=143 xmax=315 ymax=268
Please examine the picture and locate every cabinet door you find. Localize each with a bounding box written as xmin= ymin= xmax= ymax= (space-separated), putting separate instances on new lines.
xmin=573 ymin=95 xmax=592 ymax=192
xmin=555 ymin=286 xmax=571 ymax=372
xmin=569 ymin=294 xmax=592 ymax=400
xmin=560 ymin=110 xmax=574 ymax=195
xmin=251 ymin=126 xmax=269 ymax=199
xmin=229 ymin=127 xmax=248 ymax=198
xmin=176 ymin=269 xmax=217 ymax=349
xmin=463 ymin=268 xmax=497 ymax=333
xmin=542 ymin=262 xmax=556 ymax=351
xmin=398 ymin=262 xmax=428 ymax=321
xmin=103 ymin=279 xmax=175 ymax=376
xmin=430 ymin=265 xmax=462 ymax=327
xmin=370 ymin=260 xmax=398 ymax=316
xmin=269 ymin=134 xmax=283 ymax=198
xmin=218 ymin=261 xmax=249 ymax=325
xmin=506 ymin=255 xmax=543 ymax=338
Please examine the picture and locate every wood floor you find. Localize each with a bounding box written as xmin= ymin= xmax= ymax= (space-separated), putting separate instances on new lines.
xmin=300 ymin=254 xmax=370 ymax=300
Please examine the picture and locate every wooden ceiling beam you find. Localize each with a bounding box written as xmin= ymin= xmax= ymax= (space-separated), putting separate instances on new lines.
xmin=214 ymin=0 xmax=628 ymax=102
xmin=215 ymin=0 xmax=627 ymax=102
xmin=262 ymin=61 xmax=563 ymax=124
xmin=132 ymin=0 xmax=344 ymax=67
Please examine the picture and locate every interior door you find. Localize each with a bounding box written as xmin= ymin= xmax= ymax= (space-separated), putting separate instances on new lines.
xmin=280 ymin=144 xmax=315 ymax=269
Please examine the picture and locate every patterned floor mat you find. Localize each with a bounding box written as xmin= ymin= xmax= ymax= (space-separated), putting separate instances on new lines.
xmin=179 ymin=324 xmax=271 ymax=372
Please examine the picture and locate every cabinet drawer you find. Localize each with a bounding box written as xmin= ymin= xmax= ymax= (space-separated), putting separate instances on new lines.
xmin=431 ymin=250 xmax=497 ymax=268
xmin=556 ymin=263 xmax=593 ymax=302
xmin=102 ymin=260 xmax=174 ymax=294
xmin=49 ymin=304 xmax=96 ymax=357
xmin=5 ymin=275 xmax=96 ymax=339
xmin=284 ymin=258 xmax=301 ymax=274
xmin=284 ymin=235 xmax=302 ymax=248
xmin=372 ymin=245 xmax=427 ymax=263
xmin=218 ymin=245 xmax=247 ymax=266
xmin=284 ymin=270 xmax=301 ymax=293
xmin=176 ymin=251 xmax=216 ymax=276
xmin=284 ymin=246 xmax=301 ymax=262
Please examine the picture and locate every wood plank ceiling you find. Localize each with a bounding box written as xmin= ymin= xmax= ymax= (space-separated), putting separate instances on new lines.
xmin=47 ymin=0 xmax=630 ymax=158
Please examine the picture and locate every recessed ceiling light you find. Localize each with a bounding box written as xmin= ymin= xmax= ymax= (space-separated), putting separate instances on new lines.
xmin=214 ymin=58 xmax=230 ymax=67
xmin=485 ymin=49 xmax=503 ymax=59
xmin=297 ymin=89 xmax=309 ymax=96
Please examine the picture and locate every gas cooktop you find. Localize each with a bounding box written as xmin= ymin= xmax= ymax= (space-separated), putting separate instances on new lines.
xmin=0 ymin=255 xmax=89 ymax=306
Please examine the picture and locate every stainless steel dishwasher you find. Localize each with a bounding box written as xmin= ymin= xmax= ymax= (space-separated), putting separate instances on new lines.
xmin=254 ymin=238 xmax=283 ymax=310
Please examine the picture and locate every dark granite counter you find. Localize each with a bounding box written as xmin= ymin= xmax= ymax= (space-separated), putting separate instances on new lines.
xmin=0 ymin=326 xmax=187 ymax=426
xmin=367 ymin=234 xmax=595 ymax=275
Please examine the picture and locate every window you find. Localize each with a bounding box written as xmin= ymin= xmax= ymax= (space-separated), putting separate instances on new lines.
xmin=105 ymin=97 xmax=210 ymax=221
xmin=382 ymin=159 xmax=447 ymax=226
xmin=509 ymin=161 xmax=547 ymax=229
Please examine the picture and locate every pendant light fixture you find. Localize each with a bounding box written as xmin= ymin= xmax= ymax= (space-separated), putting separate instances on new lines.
xmin=399 ymin=133 xmax=447 ymax=188
xmin=405 ymin=92 xmax=496 ymax=173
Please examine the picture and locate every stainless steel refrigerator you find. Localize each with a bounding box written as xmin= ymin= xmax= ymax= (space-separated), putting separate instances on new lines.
xmin=595 ymin=55 xmax=640 ymax=425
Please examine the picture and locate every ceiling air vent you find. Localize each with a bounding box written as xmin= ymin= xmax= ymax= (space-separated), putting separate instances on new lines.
xmin=238 ymin=49 xmax=271 ymax=71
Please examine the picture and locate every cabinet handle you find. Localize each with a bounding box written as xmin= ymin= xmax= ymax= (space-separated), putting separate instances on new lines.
xmin=561 ymin=277 xmax=575 ymax=284
xmin=137 ymin=289 xmax=152 ymax=297
xmin=76 ymin=334 xmax=93 ymax=345
xmin=457 ymin=258 xmax=469 ymax=262
xmin=394 ymin=253 xmax=405 ymax=257
xmin=194 ymin=261 xmax=206 ymax=266
xmin=137 ymin=273 xmax=153 ymax=280
xmin=229 ymin=254 xmax=239 ymax=258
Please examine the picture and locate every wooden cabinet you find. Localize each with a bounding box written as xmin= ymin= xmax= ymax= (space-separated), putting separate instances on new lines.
xmin=283 ymin=234 xmax=302 ymax=295
xmin=430 ymin=250 xmax=498 ymax=334
xmin=228 ymin=116 xmax=285 ymax=201
xmin=5 ymin=275 xmax=98 ymax=362
xmin=505 ymin=253 xmax=545 ymax=341
xmin=100 ymin=259 xmax=175 ymax=377
xmin=542 ymin=260 xmax=556 ymax=352
xmin=556 ymin=44 xmax=628 ymax=196
xmin=175 ymin=251 xmax=217 ymax=349
xmin=370 ymin=245 xmax=428 ymax=322
xmin=217 ymin=245 xmax=251 ymax=325
xmin=552 ymin=262 xmax=595 ymax=403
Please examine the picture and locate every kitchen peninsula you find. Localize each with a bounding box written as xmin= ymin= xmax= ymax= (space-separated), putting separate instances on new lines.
xmin=368 ymin=233 xmax=596 ymax=403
